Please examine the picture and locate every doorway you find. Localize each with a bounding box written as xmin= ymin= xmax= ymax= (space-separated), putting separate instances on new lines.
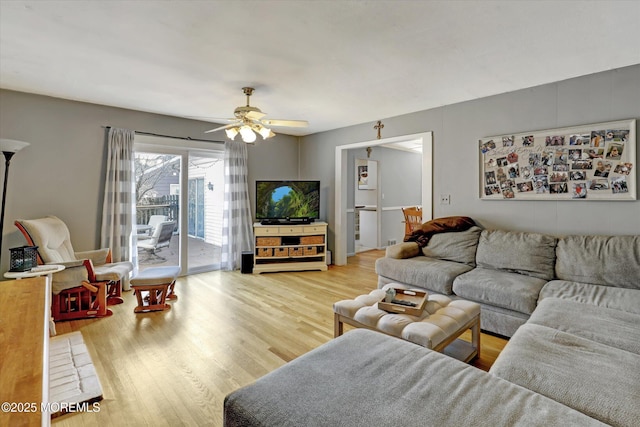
xmin=334 ymin=132 xmax=433 ymax=266
xmin=134 ymin=136 xmax=224 ymax=274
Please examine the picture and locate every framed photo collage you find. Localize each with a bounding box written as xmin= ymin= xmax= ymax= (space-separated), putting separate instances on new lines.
xmin=479 ymin=119 xmax=636 ymax=201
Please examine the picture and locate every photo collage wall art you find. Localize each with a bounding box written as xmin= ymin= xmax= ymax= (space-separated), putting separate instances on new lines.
xmin=479 ymin=119 xmax=636 ymax=201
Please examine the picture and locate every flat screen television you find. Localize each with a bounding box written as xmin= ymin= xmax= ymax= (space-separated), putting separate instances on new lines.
xmin=256 ymin=180 xmax=320 ymax=220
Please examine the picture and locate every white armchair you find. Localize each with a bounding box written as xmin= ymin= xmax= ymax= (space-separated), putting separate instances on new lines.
xmin=15 ymin=216 xmax=133 ymax=304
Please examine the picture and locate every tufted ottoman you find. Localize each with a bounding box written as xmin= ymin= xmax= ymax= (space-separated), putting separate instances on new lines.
xmin=333 ymin=286 xmax=480 ymax=362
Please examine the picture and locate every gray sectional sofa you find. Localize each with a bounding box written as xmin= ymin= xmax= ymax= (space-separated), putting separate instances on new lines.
xmin=376 ymin=227 xmax=639 ymax=337
xmin=224 ymin=227 xmax=640 ymax=426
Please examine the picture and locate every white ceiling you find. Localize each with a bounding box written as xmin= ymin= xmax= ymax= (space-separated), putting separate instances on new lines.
xmin=1 ymin=1 xmax=639 ymax=137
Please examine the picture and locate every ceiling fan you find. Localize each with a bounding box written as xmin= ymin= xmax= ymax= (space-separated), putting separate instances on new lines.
xmin=204 ymin=87 xmax=308 ymax=143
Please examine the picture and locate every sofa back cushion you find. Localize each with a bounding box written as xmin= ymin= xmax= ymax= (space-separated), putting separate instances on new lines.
xmin=476 ymin=230 xmax=557 ymax=280
xmin=421 ymin=226 xmax=482 ymax=267
xmin=555 ymin=235 xmax=640 ymax=289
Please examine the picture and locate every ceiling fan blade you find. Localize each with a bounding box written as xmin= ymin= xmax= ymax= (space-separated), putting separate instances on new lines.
xmin=246 ymin=110 xmax=266 ymax=120
xmin=262 ymin=119 xmax=309 ymax=128
xmin=187 ymin=116 xmax=236 ymax=122
xmin=206 ymin=117 xmax=238 ymax=122
xmin=204 ymin=123 xmax=238 ymax=133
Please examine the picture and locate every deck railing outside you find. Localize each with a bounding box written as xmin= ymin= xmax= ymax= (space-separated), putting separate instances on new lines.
xmin=136 ymin=195 xmax=179 ymax=225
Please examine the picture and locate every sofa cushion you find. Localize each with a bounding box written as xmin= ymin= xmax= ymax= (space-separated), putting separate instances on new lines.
xmin=421 ymin=226 xmax=482 ymax=267
xmin=555 ymin=235 xmax=640 ymax=289
xmin=375 ymin=256 xmax=472 ymax=295
xmin=225 ymin=329 xmax=606 ymax=427
xmin=475 ymin=230 xmax=557 ymax=280
xmin=474 ymin=304 xmax=529 ymax=338
xmin=453 ymin=267 xmax=547 ymax=315
xmin=540 ymin=280 xmax=640 ymax=315
xmin=530 ymin=298 xmax=640 ymax=354
xmin=490 ymin=323 xmax=640 ymax=427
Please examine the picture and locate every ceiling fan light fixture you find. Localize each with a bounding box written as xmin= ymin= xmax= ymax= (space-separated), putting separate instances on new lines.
xmin=204 ymin=87 xmax=307 ymax=141
xmin=239 ymin=125 xmax=257 ymax=143
xmin=225 ymin=127 xmax=239 ymax=140
xmin=257 ymin=125 xmax=274 ymax=140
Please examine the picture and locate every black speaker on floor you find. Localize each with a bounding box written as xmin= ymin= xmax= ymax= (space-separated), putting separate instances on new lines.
xmin=241 ymin=251 xmax=253 ymax=274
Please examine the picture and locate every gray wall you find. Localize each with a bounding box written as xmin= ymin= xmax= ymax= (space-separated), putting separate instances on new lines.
xmin=347 ymin=147 xmax=422 ymax=208
xmin=377 ymin=147 xmax=421 ymax=246
xmin=2 ymin=64 xmax=638 ymax=272
xmin=299 ymin=65 xmax=640 ymax=255
xmin=0 ymin=90 xmax=298 ymax=273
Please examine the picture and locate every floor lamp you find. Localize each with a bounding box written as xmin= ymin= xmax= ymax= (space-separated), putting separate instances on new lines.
xmin=0 ymin=139 xmax=30 ymax=268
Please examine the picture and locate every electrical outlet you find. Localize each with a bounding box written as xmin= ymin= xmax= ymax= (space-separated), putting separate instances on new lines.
xmin=440 ymin=194 xmax=450 ymax=205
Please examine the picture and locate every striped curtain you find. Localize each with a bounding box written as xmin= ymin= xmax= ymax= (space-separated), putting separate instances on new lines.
xmin=221 ymin=140 xmax=254 ymax=270
xmin=101 ymin=128 xmax=136 ymax=267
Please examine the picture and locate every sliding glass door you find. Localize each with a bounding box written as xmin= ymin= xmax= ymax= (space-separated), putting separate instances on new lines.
xmin=187 ymin=153 xmax=224 ymax=272
xmin=134 ymin=152 xmax=180 ymax=270
xmin=133 ymin=137 xmax=223 ymax=274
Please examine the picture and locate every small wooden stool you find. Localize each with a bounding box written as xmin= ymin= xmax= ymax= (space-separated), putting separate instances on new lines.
xmin=130 ymin=266 xmax=180 ymax=313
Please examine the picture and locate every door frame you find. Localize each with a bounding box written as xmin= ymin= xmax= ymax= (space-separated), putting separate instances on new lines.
xmin=334 ymin=131 xmax=433 ymax=266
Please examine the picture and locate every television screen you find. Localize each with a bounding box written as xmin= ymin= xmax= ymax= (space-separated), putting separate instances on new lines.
xmin=256 ymin=180 xmax=320 ymax=220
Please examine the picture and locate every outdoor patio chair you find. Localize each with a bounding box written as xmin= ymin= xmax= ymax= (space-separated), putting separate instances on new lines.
xmin=15 ymin=216 xmax=133 ymax=304
xmin=137 ymin=221 xmax=175 ymax=261
xmin=137 ymin=214 xmax=168 ymax=235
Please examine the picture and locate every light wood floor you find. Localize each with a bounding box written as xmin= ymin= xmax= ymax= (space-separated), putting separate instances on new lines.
xmin=52 ymin=250 xmax=507 ymax=426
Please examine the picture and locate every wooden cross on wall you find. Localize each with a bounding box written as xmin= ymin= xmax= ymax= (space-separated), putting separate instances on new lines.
xmin=374 ymin=121 xmax=384 ymax=139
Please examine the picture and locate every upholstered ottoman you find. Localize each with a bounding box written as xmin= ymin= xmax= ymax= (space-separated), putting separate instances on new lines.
xmin=130 ymin=266 xmax=180 ymax=313
xmin=333 ymin=286 xmax=480 ymax=361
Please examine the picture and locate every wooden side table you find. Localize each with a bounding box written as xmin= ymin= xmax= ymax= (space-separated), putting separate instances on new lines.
xmin=4 ymin=264 xmax=65 ymax=280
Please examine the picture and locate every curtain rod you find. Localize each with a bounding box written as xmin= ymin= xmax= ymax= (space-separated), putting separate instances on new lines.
xmin=102 ymin=126 xmax=224 ymax=144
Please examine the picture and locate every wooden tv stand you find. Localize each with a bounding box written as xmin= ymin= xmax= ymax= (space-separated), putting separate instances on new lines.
xmin=253 ymin=221 xmax=328 ymax=273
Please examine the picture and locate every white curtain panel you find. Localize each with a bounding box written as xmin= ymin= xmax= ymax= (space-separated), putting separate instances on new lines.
xmin=101 ymin=127 xmax=136 ymax=266
xmin=221 ymin=140 xmax=254 ymax=270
